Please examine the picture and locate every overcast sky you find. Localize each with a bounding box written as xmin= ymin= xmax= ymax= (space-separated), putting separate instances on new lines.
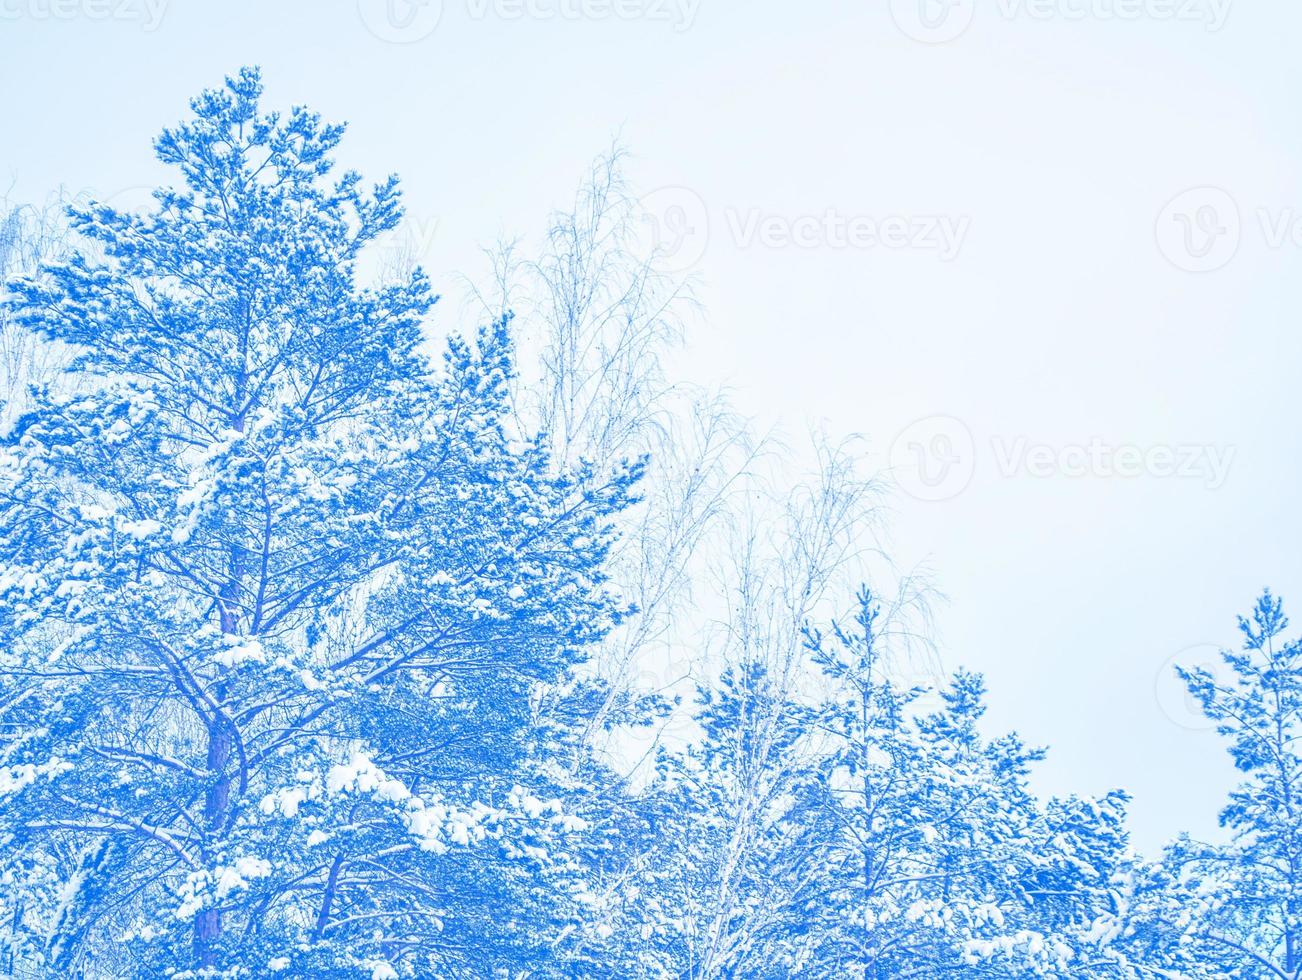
xmin=4 ymin=0 xmax=1299 ymax=852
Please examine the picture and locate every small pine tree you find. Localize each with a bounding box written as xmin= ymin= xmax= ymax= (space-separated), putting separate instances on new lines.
xmin=1169 ymin=591 xmax=1302 ymax=978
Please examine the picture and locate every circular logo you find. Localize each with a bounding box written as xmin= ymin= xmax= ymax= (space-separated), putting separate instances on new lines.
xmin=889 ymin=415 xmax=976 ymax=502
xmin=357 ymin=0 xmax=444 ymax=43
xmin=889 ymin=0 xmax=977 ymax=44
xmin=1155 ymin=186 xmax=1241 ymax=273
xmin=638 ymin=186 xmax=710 ymax=275
xmin=1154 ymin=643 xmax=1227 ymax=732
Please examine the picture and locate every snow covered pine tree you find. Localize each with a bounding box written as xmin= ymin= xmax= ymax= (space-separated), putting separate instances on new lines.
xmin=1158 ymin=591 xmax=1302 ymax=978
xmin=614 ymin=588 xmax=1154 ymax=979
xmin=0 ymin=68 xmax=641 ymax=977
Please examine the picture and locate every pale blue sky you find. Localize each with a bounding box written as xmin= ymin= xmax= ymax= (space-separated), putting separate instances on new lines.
xmin=3 ymin=0 xmax=1299 ymax=851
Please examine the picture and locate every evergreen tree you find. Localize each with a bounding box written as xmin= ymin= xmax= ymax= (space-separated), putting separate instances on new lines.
xmin=0 ymin=68 xmax=638 ymax=978
xmin=794 ymin=594 xmax=1053 ymax=977
xmin=1165 ymin=590 xmax=1302 ymax=978
xmin=616 ymin=588 xmax=1153 ymax=978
